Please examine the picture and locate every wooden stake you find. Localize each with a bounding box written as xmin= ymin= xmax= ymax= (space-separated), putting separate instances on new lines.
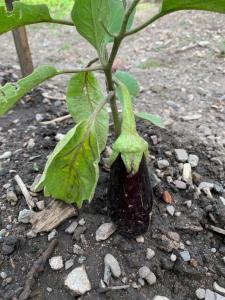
xmin=5 ymin=0 xmax=34 ymax=77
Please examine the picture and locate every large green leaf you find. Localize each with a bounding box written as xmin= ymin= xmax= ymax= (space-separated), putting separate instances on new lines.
xmin=35 ymin=120 xmax=100 ymax=207
xmin=0 ymin=2 xmax=53 ymax=35
xmin=0 ymin=65 xmax=58 ymax=116
xmin=71 ymin=0 xmax=110 ymax=59
xmin=114 ymin=71 xmax=140 ymax=103
xmin=67 ymin=72 xmax=109 ymax=152
xmin=160 ymin=0 xmax=225 ymax=15
xmin=136 ymin=112 xmax=165 ymax=128
xmin=107 ymin=0 xmax=136 ymax=42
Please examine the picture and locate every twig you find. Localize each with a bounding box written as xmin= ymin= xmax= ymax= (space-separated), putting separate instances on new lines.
xmin=86 ymin=57 xmax=99 ymax=68
xmin=42 ymin=92 xmax=66 ymax=101
xmin=41 ymin=114 xmax=72 ymax=125
xmin=18 ymin=239 xmax=58 ymax=300
xmin=99 ymin=285 xmax=130 ymax=294
xmin=14 ymin=175 xmax=35 ymax=209
xmin=206 ymin=224 xmax=225 ymax=236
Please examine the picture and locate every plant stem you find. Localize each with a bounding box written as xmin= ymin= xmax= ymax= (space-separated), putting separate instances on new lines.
xmin=57 ymin=66 xmax=103 ymax=75
xmin=124 ymin=12 xmax=164 ymax=37
xmin=104 ymin=0 xmax=141 ymax=137
xmin=51 ymin=19 xmax=75 ymax=26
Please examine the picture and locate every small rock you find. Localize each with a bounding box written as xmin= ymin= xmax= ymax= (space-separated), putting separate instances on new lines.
xmin=46 ymin=287 xmax=53 ymax=293
xmin=150 ymin=135 xmax=158 ymax=145
xmin=4 ymin=236 xmax=17 ymax=246
xmin=199 ymin=182 xmax=214 ymax=190
xmin=188 ymin=154 xmax=199 ymax=167
xmin=36 ymin=200 xmax=45 ymax=211
xmin=0 ymin=272 xmax=7 ymax=279
xmin=2 ymin=244 xmax=14 ymax=255
xmin=180 ymin=250 xmax=191 ymax=262
xmin=185 ymin=200 xmax=192 ymax=208
xmin=174 ymin=149 xmax=188 ymax=162
xmin=78 ymin=218 xmax=86 ymax=226
xmin=73 ymin=226 xmax=87 ymax=241
xmin=220 ymin=197 xmax=225 ymax=206
xmin=211 ymin=248 xmax=217 ymax=254
xmin=48 ymin=229 xmax=57 ymax=241
xmin=182 ymin=163 xmax=192 ymax=184
xmin=104 ymin=254 xmax=121 ymax=278
xmin=35 ymin=113 xmax=44 ymax=122
xmin=73 ymin=244 xmax=84 ymax=255
xmin=145 ymin=272 xmax=157 ymax=285
xmin=173 ymin=180 xmax=187 ymax=190
xmin=49 ymin=256 xmax=63 ymax=270
xmin=65 ymin=221 xmax=78 ymax=234
xmin=18 ymin=209 xmax=34 ymax=224
xmin=213 ymin=183 xmax=224 ymax=194
xmin=26 ymin=230 xmax=37 ymax=239
xmin=95 ymin=223 xmax=116 ymax=241
xmin=153 ymin=297 xmax=170 ymax=300
xmin=146 ymin=248 xmax=155 ymax=260
xmin=0 ymin=229 xmax=6 ymax=237
xmin=175 ymin=212 xmax=181 ymax=217
xmin=138 ymin=278 xmax=145 ymax=286
xmin=64 ymin=265 xmax=91 ymax=296
xmin=213 ymin=282 xmax=225 ymax=296
xmin=65 ymin=259 xmax=74 ymax=270
xmin=0 ymin=151 xmax=12 ymax=159
xmin=167 ymin=231 xmax=180 ymax=242
xmin=157 ymin=159 xmax=170 ymax=169
xmin=27 ymin=138 xmax=35 ymax=149
xmin=170 ymin=254 xmax=177 ymax=262
xmin=55 ymin=133 xmax=65 ymax=141
xmin=78 ymin=256 xmax=87 ymax=264
xmin=30 ymin=174 xmax=42 ymax=192
xmin=166 ymin=205 xmax=175 ymax=216
xmin=6 ymin=191 xmax=18 ymax=206
xmin=136 ymin=235 xmax=145 ymax=243
xmin=195 ymin=288 xmax=206 ymax=299
xmin=139 ymin=266 xmax=150 ymax=278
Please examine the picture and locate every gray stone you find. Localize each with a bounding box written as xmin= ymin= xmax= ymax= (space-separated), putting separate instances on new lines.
xmin=104 ymin=254 xmax=121 ymax=278
xmin=49 ymin=256 xmax=63 ymax=270
xmin=153 ymin=296 xmax=170 ymax=300
xmin=64 ymin=265 xmax=91 ymax=296
xmin=65 ymin=259 xmax=74 ymax=270
xmin=167 ymin=231 xmax=180 ymax=242
xmin=78 ymin=256 xmax=87 ymax=264
xmin=180 ymin=250 xmax=191 ymax=262
xmin=195 ymin=288 xmax=206 ymax=299
xmin=26 ymin=230 xmax=37 ymax=239
xmin=55 ymin=133 xmax=65 ymax=141
xmin=188 ymin=154 xmax=199 ymax=167
xmin=136 ymin=235 xmax=145 ymax=243
xmin=157 ymin=159 xmax=170 ymax=169
xmin=166 ymin=205 xmax=175 ymax=216
xmin=65 ymin=221 xmax=78 ymax=234
xmin=18 ymin=209 xmax=34 ymax=224
xmin=30 ymin=174 xmax=42 ymax=192
xmin=48 ymin=229 xmax=57 ymax=241
xmin=220 ymin=197 xmax=225 ymax=206
xmin=0 ymin=272 xmax=7 ymax=279
xmin=78 ymin=218 xmax=86 ymax=226
xmin=182 ymin=163 xmax=192 ymax=184
xmin=73 ymin=226 xmax=87 ymax=241
xmin=2 ymin=244 xmax=14 ymax=255
xmin=174 ymin=149 xmax=188 ymax=162
xmin=199 ymin=182 xmax=214 ymax=190
xmin=35 ymin=113 xmax=44 ymax=122
xmin=73 ymin=244 xmax=84 ymax=255
xmin=185 ymin=200 xmax=192 ymax=208
xmin=46 ymin=287 xmax=53 ymax=293
xmin=6 ymin=191 xmax=18 ymax=205
xmin=174 ymin=180 xmax=187 ymax=190
xmin=95 ymin=223 xmax=116 ymax=241
xmin=146 ymin=248 xmax=155 ymax=260
xmin=170 ymin=254 xmax=177 ymax=262
xmin=0 ymin=151 xmax=12 ymax=159
xmin=145 ymin=271 xmax=157 ymax=285
xmin=139 ymin=266 xmax=150 ymax=278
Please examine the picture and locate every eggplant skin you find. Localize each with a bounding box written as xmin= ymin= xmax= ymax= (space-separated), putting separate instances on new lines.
xmin=107 ymin=155 xmax=153 ymax=237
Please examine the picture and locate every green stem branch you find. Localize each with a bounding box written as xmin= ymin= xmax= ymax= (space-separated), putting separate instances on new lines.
xmin=57 ymin=66 xmax=103 ymax=75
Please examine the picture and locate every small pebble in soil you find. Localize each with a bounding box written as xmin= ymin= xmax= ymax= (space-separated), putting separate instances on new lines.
xmin=174 ymin=149 xmax=188 ymax=162
xmin=36 ymin=200 xmax=45 ymax=211
xmin=136 ymin=235 xmax=145 ymax=243
xmin=65 ymin=259 xmax=74 ymax=270
xmin=73 ymin=244 xmax=84 ymax=255
xmin=2 ymin=244 xmax=14 ymax=255
xmin=195 ymin=288 xmax=206 ymax=299
xmin=18 ymin=209 xmax=34 ymax=224
xmin=153 ymin=297 xmax=170 ymax=300
xmin=26 ymin=230 xmax=37 ymax=239
xmin=188 ymin=154 xmax=199 ymax=167
xmin=173 ymin=180 xmax=187 ymax=190
xmin=64 ymin=265 xmax=91 ymax=296
xmin=78 ymin=218 xmax=86 ymax=226
xmin=104 ymin=254 xmax=121 ymax=278
xmin=182 ymin=163 xmax=192 ymax=184
xmin=46 ymin=287 xmax=53 ymax=293
xmin=95 ymin=223 xmax=116 ymax=241
xmin=157 ymin=159 xmax=170 ymax=169
xmin=65 ymin=221 xmax=78 ymax=234
xmin=220 ymin=197 xmax=225 ymax=206
xmin=166 ymin=205 xmax=175 ymax=216
xmin=180 ymin=251 xmax=191 ymax=262
xmin=55 ymin=133 xmax=65 ymax=141
xmin=78 ymin=256 xmax=86 ymax=264
xmin=138 ymin=278 xmax=145 ymax=286
xmin=146 ymin=248 xmax=155 ymax=260
xmin=73 ymin=226 xmax=87 ymax=241
xmin=0 ymin=151 xmax=12 ymax=159
xmin=211 ymin=248 xmax=217 ymax=254
xmin=48 ymin=229 xmax=57 ymax=241
xmin=170 ymin=254 xmax=177 ymax=262
xmin=6 ymin=190 xmax=18 ymax=206
xmin=0 ymin=272 xmax=7 ymax=279
xmin=35 ymin=113 xmax=45 ymax=122
xmin=213 ymin=282 xmax=225 ymax=296
xmin=49 ymin=256 xmax=64 ymax=270
xmin=138 ymin=266 xmax=156 ymax=285
xmin=185 ymin=200 xmax=192 ymax=208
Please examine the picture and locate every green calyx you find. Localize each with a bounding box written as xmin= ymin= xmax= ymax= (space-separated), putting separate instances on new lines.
xmin=109 ymin=80 xmax=148 ymax=175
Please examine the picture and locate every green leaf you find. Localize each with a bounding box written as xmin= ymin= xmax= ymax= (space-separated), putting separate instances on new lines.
xmin=0 ymin=2 xmax=53 ymax=35
xmin=71 ymin=0 xmax=110 ymax=58
xmin=35 ymin=120 xmax=100 ymax=207
xmin=66 ymin=72 xmax=109 ymax=152
xmin=107 ymin=0 xmax=136 ymax=42
xmin=135 ymin=112 xmax=165 ymax=128
xmin=114 ymin=71 xmax=140 ymax=103
xmin=160 ymin=0 xmax=225 ymax=15
xmin=0 ymin=65 xmax=58 ymax=116
xmin=109 ymin=81 xmax=148 ymax=175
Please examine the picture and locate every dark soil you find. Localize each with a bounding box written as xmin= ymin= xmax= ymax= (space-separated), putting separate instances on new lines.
xmin=0 ymin=66 xmax=224 ymax=300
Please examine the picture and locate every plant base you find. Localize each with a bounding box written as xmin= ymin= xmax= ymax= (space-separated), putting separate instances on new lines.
xmin=107 ymin=155 xmax=153 ymax=238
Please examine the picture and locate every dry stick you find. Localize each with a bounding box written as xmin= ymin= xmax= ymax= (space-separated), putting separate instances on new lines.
xmin=14 ymin=174 xmax=35 ymax=209
xmin=206 ymin=224 xmax=225 ymax=236
xmin=18 ymin=239 xmax=58 ymax=300
xmin=41 ymin=114 xmax=72 ymax=125
xmin=99 ymin=285 xmax=130 ymax=294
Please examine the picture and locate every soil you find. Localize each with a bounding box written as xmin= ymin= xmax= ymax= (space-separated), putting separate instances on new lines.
xmin=0 ymin=3 xmax=225 ymax=300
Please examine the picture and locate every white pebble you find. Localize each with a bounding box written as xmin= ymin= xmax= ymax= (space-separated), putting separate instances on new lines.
xmin=49 ymin=256 xmax=63 ymax=270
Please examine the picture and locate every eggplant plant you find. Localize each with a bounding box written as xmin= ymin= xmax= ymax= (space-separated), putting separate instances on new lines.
xmin=1 ymin=0 xmax=225 ymax=237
